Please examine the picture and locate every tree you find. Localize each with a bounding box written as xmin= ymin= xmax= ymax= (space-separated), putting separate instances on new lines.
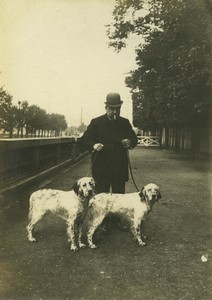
xmin=0 ymin=87 xmax=17 ymax=137
xmin=78 ymin=122 xmax=87 ymax=133
xmin=107 ymin=0 xmax=212 ymax=130
xmin=49 ymin=114 xmax=68 ymax=136
xmin=66 ymin=126 xmax=78 ymax=136
xmin=16 ymin=100 xmax=29 ymax=137
xmin=24 ymin=105 xmax=43 ymax=136
xmin=0 ymin=85 xmax=69 ymax=138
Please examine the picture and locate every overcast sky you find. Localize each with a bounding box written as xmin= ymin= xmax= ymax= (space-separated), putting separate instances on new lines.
xmin=0 ymin=0 xmax=139 ymax=126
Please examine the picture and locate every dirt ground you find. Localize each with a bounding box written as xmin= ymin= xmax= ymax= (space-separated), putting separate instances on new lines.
xmin=0 ymin=147 xmax=211 ymax=300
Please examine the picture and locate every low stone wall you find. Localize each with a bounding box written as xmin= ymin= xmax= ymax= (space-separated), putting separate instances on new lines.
xmin=0 ymin=137 xmax=87 ymax=192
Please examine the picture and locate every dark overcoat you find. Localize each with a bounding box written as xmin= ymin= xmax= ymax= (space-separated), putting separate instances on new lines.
xmin=82 ymin=114 xmax=137 ymax=182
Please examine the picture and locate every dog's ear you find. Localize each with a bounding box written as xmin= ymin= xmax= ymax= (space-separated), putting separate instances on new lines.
xmin=90 ymin=178 xmax=95 ymax=187
xmin=72 ymin=181 xmax=80 ymax=195
xmin=139 ymin=187 xmax=145 ymax=200
xmin=157 ymin=190 xmax=162 ymax=200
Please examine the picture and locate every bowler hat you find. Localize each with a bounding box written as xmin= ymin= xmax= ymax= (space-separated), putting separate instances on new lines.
xmin=105 ymin=93 xmax=123 ymax=107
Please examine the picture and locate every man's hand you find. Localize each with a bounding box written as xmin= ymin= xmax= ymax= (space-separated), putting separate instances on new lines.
xmin=121 ymin=139 xmax=131 ymax=149
xmin=93 ymin=143 xmax=104 ymax=151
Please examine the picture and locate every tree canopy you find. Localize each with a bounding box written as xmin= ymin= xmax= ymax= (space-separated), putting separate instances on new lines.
xmin=0 ymin=87 xmax=68 ymax=137
xmin=0 ymin=87 xmax=17 ymax=137
xmin=107 ymin=0 xmax=212 ymax=130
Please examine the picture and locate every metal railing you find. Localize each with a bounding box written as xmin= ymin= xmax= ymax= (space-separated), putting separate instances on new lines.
xmin=137 ymin=135 xmax=160 ymax=147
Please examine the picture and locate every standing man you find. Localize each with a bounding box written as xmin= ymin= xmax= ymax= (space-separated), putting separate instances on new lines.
xmin=82 ymin=92 xmax=137 ymax=194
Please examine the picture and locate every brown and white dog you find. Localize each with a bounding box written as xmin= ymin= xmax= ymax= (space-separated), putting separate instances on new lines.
xmin=26 ymin=177 xmax=95 ymax=251
xmin=87 ymin=183 xmax=161 ymax=249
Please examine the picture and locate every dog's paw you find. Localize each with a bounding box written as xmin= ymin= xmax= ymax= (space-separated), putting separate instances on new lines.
xmin=89 ymin=244 xmax=98 ymax=249
xmin=138 ymin=240 xmax=146 ymax=247
xmin=70 ymin=245 xmax=78 ymax=252
xmin=28 ymin=237 xmax=37 ymax=242
xmin=79 ymin=242 xmax=86 ymax=249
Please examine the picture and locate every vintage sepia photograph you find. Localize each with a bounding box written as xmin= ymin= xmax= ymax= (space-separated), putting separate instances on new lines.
xmin=0 ymin=0 xmax=211 ymax=299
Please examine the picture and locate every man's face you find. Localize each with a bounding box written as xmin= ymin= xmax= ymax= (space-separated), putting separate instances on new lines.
xmin=106 ymin=106 xmax=121 ymax=120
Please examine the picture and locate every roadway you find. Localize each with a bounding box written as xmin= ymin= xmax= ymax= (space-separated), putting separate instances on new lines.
xmin=0 ymin=147 xmax=211 ymax=300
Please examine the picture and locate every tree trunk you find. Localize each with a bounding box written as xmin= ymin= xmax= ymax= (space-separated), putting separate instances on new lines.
xmin=21 ymin=127 xmax=24 ymax=138
xmin=175 ymin=128 xmax=180 ymax=153
xmin=191 ymin=127 xmax=200 ymax=158
xmin=9 ymin=128 xmax=13 ymax=138
xmin=164 ymin=127 xmax=169 ymax=149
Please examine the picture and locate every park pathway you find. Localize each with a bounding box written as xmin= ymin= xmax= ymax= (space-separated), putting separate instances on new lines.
xmin=0 ymin=147 xmax=211 ymax=300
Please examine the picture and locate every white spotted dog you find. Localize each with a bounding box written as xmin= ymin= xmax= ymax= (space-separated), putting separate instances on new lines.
xmin=26 ymin=177 xmax=96 ymax=251
xmin=87 ymin=183 xmax=161 ymax=249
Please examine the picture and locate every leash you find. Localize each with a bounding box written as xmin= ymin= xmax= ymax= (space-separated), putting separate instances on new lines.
xmin=126 ymin=149 xmax=140 ymax=192
xmin=86 ymin=150 xmax=98 ymax=176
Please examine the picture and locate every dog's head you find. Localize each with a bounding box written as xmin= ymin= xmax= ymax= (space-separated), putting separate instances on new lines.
xmin=72 ymin=177 xmax=96 ymax=199
xmin=139 ymin=183 xmax=162 ymax=210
